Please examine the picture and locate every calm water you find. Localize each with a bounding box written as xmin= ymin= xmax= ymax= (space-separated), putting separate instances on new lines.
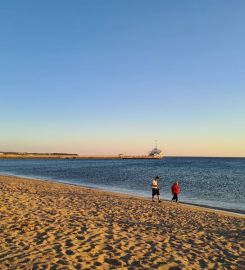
xmin=0 ymin=157 xmax=244 ymax=213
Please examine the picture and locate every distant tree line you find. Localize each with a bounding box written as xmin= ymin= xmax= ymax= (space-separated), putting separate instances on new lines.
xmin=0 ymin=152 xmax=78 ymax=156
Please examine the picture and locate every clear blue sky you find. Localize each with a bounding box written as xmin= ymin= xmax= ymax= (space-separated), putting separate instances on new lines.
xmin=1 ymin=0 xmax=245 ymax=156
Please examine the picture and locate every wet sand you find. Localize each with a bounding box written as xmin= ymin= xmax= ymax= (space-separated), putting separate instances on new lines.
xmin=0 ymin=175 xmax=244 ymax=269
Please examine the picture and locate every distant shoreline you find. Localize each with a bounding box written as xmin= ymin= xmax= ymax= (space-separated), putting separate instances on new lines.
xmin=0 ymin=153 xmax=161 ymax=159
xmin=0 ymin=154 xmax=244 ymax=159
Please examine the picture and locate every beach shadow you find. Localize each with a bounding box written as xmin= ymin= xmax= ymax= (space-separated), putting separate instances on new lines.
xmin=65 ymin=249 xmax=75 ymax=256
xmin=74 ymin=264 xmax=82 ymax=270
xmin=53 ymin=244 xmax=63 ymax=258
xmin=50 ymin=264 xmax=59 ymax=270
xmin=105 ymin=258 xmax=122 ymax=267
xmin=169 ymin=267 xmax=182 ymax=270
xmin=56 ymin=259 xmax=69 ymax=265
xmin=34 ymin=232 xmax=48 ymax=245
xmin=65 ymin=239 xmax=74 ymax=248
xmin=199 ymin=258 xmax=208 ymax=268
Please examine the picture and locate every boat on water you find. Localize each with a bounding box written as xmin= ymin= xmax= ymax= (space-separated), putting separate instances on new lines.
xmin=148 ymin=145 xmax=164 ymax=159
xmin=119 ymin=141 xmax=164 ymax=159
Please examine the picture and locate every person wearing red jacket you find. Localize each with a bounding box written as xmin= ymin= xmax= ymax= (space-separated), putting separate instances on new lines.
xmin=171 ymin=181 xmax=179 ymax=202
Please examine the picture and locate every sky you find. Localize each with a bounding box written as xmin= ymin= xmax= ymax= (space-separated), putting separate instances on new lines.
xmin=0 ymin=0 xmax=245 ymax=157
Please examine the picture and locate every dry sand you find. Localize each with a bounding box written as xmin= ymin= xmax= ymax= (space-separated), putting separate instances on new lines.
xmin=0 ymin=175 xmax=244 ymax=270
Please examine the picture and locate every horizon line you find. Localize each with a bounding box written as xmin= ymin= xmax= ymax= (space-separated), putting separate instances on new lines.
xmin=0 ymin=152 xmax=244 ymax=159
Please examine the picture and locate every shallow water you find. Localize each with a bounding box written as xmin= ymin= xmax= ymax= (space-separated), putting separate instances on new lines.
xmin=0 ymin=157 xmax=244 ymax=212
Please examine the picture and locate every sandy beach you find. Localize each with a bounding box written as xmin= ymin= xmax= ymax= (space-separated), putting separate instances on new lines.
xmin=0 ymin=175 xmax=244 ymax=269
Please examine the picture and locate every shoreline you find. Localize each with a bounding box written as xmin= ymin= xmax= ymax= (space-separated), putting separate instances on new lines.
xmin=1 ymin=175 xmax=244 ymax=269
xmin=0 ymin=172 xmax=244 ymax=216
xmin=1 ymin=155 xmax=244 ymax=159
xmin=0 ymin=154 xmax=161 ymax=159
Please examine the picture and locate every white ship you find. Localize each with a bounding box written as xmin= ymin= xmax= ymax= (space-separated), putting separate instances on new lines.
xmin=148 ymin=141 xmax=164 ymax=159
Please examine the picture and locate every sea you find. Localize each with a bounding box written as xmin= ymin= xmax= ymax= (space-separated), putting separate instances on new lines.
xmin=0 ymin=157 xmax=244 ymax=214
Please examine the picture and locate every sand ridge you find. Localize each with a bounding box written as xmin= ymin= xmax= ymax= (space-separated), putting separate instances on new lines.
xmin=0 ymin=175 xmax=244 ymax=269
